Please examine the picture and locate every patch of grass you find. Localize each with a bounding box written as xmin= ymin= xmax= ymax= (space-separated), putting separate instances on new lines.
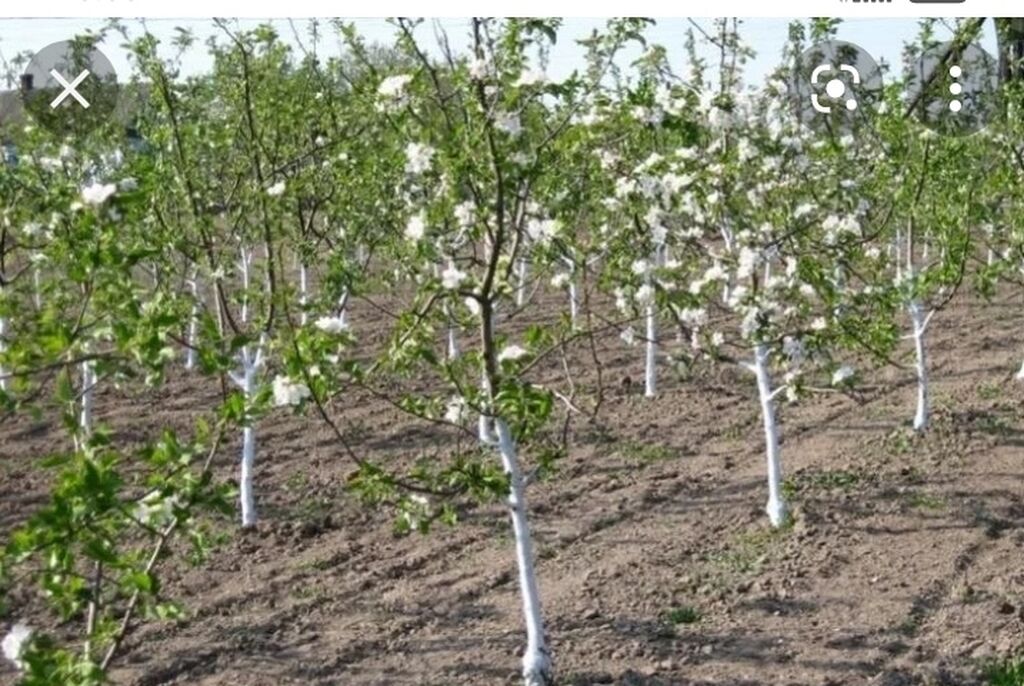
xmin=285 ymin=470 xmax=308 ymax=491
xmin=985 ymin=655 xmax=1024 ymax=686
xmin=296 ymin=556 xmax=334 ymax=571
xmin=885 ymin=428 xmax=914 ymax=456
xmin=722 ymin=421 xmax=746 ymax=442
xmin=976 ymin=412 xmax=1012 ymax=436
xmin=897 ymin=615 xmax=921 ymax=637
xmin=664 ymin=605 xmax=701 ymax=625
xmin=931 ymin=390 xmax=954 ymax=411
xmin=906 ymin=491 xmax=947 ymax=512
xmin=978 ymin=382 xmax=1003 ymax=401
xmin=785 ymin=469 xmax=863 ymax=498
xmin=620 ymin=440 xmax=675 ymax=465
xmin=707 ymin=522 xmax=793 ymax=575
xmin=290 ymin=584 xmax=328 ymax=601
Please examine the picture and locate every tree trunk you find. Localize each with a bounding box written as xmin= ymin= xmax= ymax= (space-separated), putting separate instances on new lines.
xmin=909 ymin=301 xmax=930 ymax=432
xmin=493 ymin=418 xmax=552 ymax=686
xmin=752 ymin=343 xmax=788 ymax=528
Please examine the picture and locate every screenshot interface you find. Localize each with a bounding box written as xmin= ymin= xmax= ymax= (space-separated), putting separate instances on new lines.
xmin=1 ymin=4 xmax=1024 ymax=686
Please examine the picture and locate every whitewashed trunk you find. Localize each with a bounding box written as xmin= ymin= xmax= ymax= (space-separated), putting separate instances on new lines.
xmin=493 ymin=418 xmax=552 ymax=686
xmin=299 ymin=263 xmax=309 ymax=327
xmin=644 ymin=299 xmax=657 ymax=398
xmin=752 ymin=343 xmax=787 ymax=528
xmin=644 ymin=247 xmax=662 ymax=399
xmin=80 ymin=359 xmax=95 ymax=437
xmin=445 ymin=303 xmax=459 ymax=361
xmin=337 ymin=290 xmax=349 ymax=326
xmin=515 ymin=258 xmax=529 ymax=308
xmin=185 ymin=275 xmax=199 ymax=371
xmin=33 ymin=268 xmax=42 ymax=310
xmin=240 ymin=360 xmax=257 ymax=528
xmin=908 ymin=301 xmax=929 ymax=432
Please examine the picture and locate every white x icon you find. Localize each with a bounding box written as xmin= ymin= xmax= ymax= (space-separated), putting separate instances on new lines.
xmin=49 ymin=69 xmax=91 ymax=110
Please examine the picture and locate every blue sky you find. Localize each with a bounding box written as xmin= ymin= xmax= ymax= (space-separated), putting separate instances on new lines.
xmin=0 ymin=17 xmax=999 ymax=88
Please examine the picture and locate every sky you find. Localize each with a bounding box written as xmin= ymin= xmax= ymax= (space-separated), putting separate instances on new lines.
xmin=0 ymin=17 xmax=1000 ymax=89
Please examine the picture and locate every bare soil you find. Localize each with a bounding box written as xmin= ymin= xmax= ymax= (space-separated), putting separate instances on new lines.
xmin=2 ymin=290 xmax=1024 ymax=686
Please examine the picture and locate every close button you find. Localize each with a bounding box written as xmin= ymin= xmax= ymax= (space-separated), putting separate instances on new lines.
xmin=20 ymin=40 xmax=119 ymax=138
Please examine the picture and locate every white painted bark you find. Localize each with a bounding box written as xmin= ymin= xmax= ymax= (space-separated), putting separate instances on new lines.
xmin=908 ymin=301 xmax=929 ymax=432
xmin=752 ymin=343 xmax=787 ymax=528
xmin=239 ymin=361 xmax=257 ymax=528
xmin=445 ymin=303 xmax=459 ymax=361
xmin=493 ymin=418 xmax=552 ymax=686
xmin=337 ymin=290 xmax=349 ymax=326
xmin=185 ymin=273 xmax=199 ymax=371
xmin=644 ymin=245 xmax=663 ymax=399
xmin=33 ymin=267 xmax=42 ymax=310
xmin=231 ymin=248 xmax=264 ymax=527
xmin=80 ymin=358 xmax=95 ymax=437
xmin=644 ymin=296 xmax=657 ymax=398
xmin=299 ymin=262 xmax=309 ymax=327
xmin=515 ymin=258 xmax=529 ymax=308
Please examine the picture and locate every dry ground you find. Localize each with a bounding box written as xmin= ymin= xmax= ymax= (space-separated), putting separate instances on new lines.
xmin=2 ymin=290 xmax=1024 ymax=686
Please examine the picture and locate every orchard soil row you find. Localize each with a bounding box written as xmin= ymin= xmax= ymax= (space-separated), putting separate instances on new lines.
xmin=2 ymin=287 xmax=1024 ymax=686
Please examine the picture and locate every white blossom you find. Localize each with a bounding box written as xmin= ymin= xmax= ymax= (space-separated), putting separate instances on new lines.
xmin=454 ymin=201 xmax=475 ymax=229
xmin=405 ymin=142 xmax=435 ymax=175
xmin=441 ymin=264 xmax=468 ymax=290
xmin=494 ymin=111 xmax=522 ymax=137
xmin=133 ymin=491 xmax=179 ymax=527
xmin=631 ymin=259 xmax=651 ymax=277
xmin=515 ymin=68 xmax=547 ymax=87
xmin=444 ymin=396 xmax=467 ymax=424
xmin=526 ymin=218 xmax=560 ymax=242
xmin=315 ymin=315 xmax=349 ymax=334
xmin=378 ymin=74 xmax=413 ymax=98
xmin=498 ymin=344 xmax=529 ymax=362
xmin=790 ymin=204 xmax=815 ymax=220
xmin=635 ymin=284 xmax=656 ymax=306
xmin=80 ymin=182 xmax=117 ymax=206
xmin=823 ymin=214 xmax=860 ymax=244
xmin=2 ymin=623 xmax=32 ymax=670
xmin=679 ymin=307 xmax=708 ymax=328
xmin=464 ymin=296 xmax=482 ymax=317
xmin=468 ymin=56 xmax=491 ymax=80
xmin=405 ymin=213 xmax=427 ymax=242
xmin=737 ymin=247 xmax=762 ymax=280
xmin=266 ymin=180 xmax=286 ymax=197
xmin=740 ymin=307 xmax=761 ymax=339
xmin=620 ymin=327 xmax=637 ymax=346
xmin=832 ymin=365 xmax=856 ymax=386
xmin=272 ymin=375 xmax=311 ymax=407
xmin=551 ymin=272 xmax=571 ymax=289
